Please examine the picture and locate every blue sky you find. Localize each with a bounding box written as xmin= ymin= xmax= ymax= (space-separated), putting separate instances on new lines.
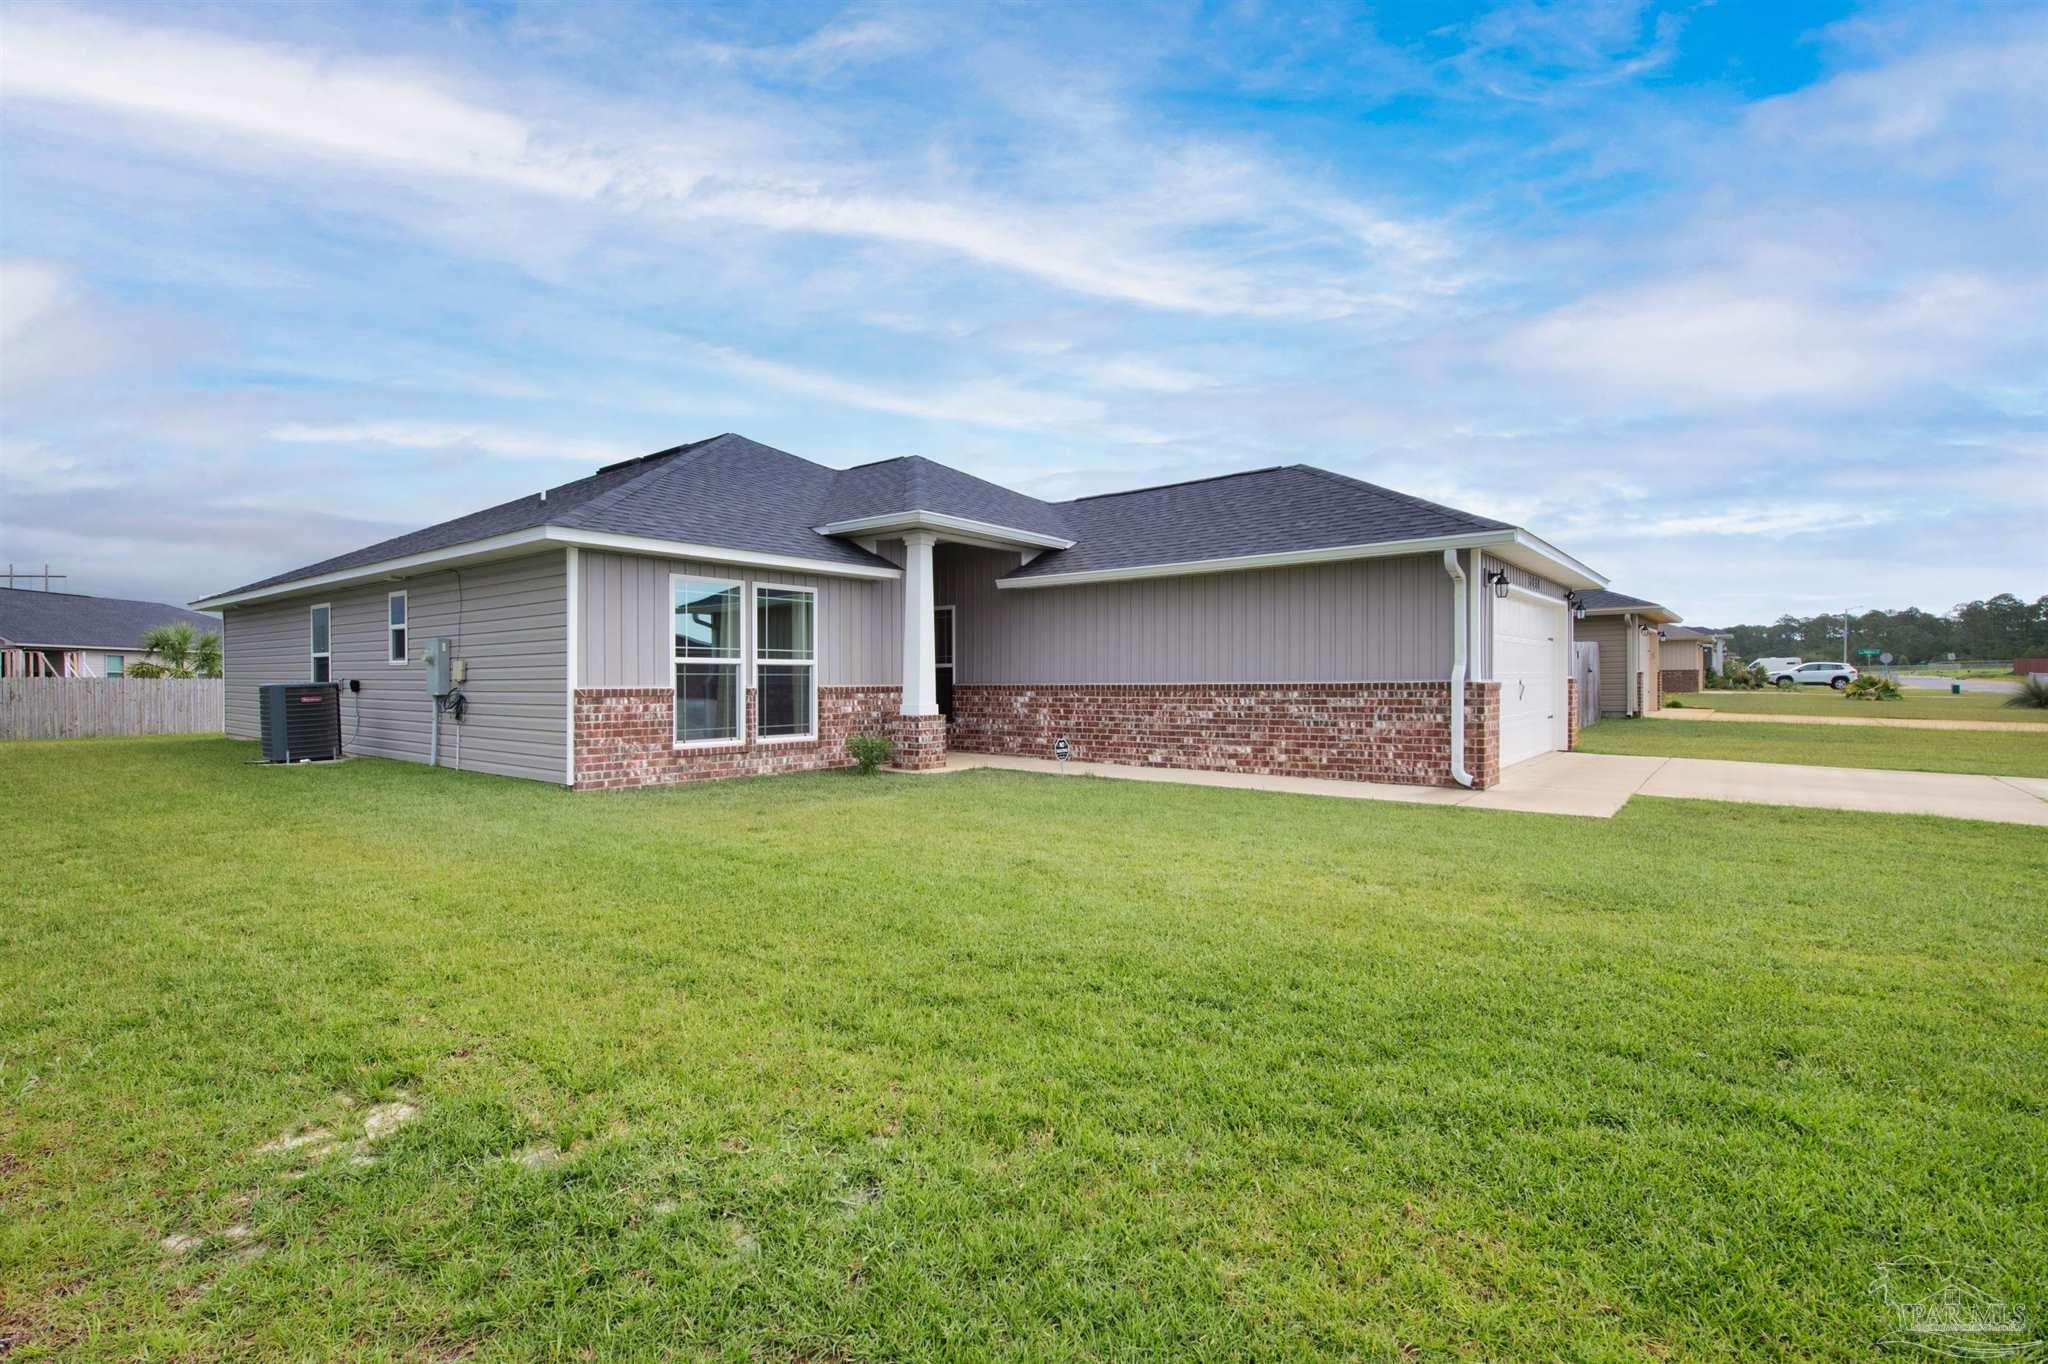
xmin=1 ymin=0 xmax=2041 ymax=622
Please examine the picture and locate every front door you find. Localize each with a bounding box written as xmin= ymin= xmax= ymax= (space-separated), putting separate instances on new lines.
xmin=934 ymin=605 xmax=955 ymax=718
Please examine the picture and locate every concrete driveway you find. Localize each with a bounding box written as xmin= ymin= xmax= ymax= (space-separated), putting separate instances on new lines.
xmin=924 ymin=751 xmax=2048 ymax=825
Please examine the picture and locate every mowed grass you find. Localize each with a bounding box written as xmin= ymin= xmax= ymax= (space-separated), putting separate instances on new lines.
xmin=4 ymin=738 xmax=2045 ymax=1361
xmin=1669 ymin=688 xmax=2047 ymax=724
xmin=1579 ymin=715 xmax=2048 ymax=777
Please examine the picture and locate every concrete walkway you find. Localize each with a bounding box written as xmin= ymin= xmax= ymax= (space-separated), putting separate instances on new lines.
xmin=916 ymin=751 xmax=2048 ymax=826
xmin=1653 ymin=706 xmax=2043 ymax=734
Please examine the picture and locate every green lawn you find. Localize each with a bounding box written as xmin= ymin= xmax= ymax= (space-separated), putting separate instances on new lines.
xmin=1580 ymin=716 xmax=2048 ymax=777
xmin=1669 ymin=688 xmax=2047 ymax=724
xmin=5 ymin=738 xmax=2045 ymax=1361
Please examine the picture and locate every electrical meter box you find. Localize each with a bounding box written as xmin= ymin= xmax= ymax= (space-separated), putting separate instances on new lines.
xmin=423 ymin=636 xmax=453 ymax=696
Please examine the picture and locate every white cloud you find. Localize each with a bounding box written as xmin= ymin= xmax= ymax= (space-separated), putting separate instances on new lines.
xmin=268 ymin=422 xmax=624 ymax=463
xmin=0 ymin=9 xmax=1458 ymax=321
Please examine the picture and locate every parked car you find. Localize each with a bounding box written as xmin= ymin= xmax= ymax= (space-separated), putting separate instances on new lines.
xmin=1769 ymin=661 xmax=1858 ymax=689
xmin=1751 ymin=657 xmax=1803 ymax=675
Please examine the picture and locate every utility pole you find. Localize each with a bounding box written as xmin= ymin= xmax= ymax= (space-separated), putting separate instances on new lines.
xmin=1843 ymin=610 xmax=1850 ymax=664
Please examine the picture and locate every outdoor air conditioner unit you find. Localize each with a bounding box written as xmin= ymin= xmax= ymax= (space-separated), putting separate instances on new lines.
xmin=259 ymin=682 xmax=342 ymax=763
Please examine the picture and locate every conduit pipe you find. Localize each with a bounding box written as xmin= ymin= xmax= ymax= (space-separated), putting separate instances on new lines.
xmin=1443 ymin=549 xmax=1474 ymax=788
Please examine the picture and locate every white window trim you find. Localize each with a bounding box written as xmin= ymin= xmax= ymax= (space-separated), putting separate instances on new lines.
xmin=934 ymin=603 xmax=955 ymax=709
xmin=753 ymin=580 xmax=818 ymax=743
xmin=670 ymin=573 xmax=746 ymax=749
xmin=104 ymin=653 xmax=124 ymax=676
xmin=386 ymin=590 xmax=409 ymax=665
xmin=309 ymin=602 xmax=332 ymax=682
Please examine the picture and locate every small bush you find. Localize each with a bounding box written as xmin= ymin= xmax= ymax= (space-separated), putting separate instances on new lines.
xmin=2004 ymin=674 xmax=2048 ymax=709
xmin=846 ymin=732 xmax=894 ymax=773
xmin=1719 ymin=661 xmax=1762 ymax=690
xmin=1844 ymin=674 xmax=1901 ymax=701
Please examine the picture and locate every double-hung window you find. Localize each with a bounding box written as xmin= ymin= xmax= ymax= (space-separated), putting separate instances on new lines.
xmin=755 ymin=584 xmax=816 ymax=740
xmin=309 ymin=604 xmax=332 ymax=683
xmin=104 ymin=654 xmax=124 ymax=677
xmin=387 ymin=591 xmax=408 ymax=664
xmin=673 ymin=576 xmax=743 ymax=744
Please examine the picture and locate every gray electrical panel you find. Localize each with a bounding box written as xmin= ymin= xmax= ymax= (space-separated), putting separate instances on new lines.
xmin=423 ymin=636 xmax=453 ymax=697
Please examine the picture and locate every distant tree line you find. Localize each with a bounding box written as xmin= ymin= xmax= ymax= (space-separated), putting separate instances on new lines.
xmin=1713 ymin=593 xmax=2047 ymax=665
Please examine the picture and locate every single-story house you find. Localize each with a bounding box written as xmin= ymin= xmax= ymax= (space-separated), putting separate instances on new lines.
xmin=193 ymin=434 xmax=1609 ymax=792
xmin=0 ymin=587 xmax=220 ymax=678
xmin=1573 ymin=590 xmax=1679 ymax=717
xmin=1657 ymin=626 xmax=1721 ymax=693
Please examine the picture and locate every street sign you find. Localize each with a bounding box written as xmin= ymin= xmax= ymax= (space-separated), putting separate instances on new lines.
xmin=1879 ymin=652 xmax=1893 ymax=665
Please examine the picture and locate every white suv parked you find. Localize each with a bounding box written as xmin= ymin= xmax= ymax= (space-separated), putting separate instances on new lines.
xmin=1770 ymin=661 xmax=1858 ymax=689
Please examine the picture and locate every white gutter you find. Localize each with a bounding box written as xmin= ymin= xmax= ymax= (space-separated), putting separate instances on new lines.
xmin=1000 ymin=527 xmax=1605 ymax=592
xmin=1443 ymin=549 xmax=1474 ymax=789
xmin=192 ymin=524 xmax=902 ymax=610
xmin=813 ymin=509 xmax=1075 ymax=550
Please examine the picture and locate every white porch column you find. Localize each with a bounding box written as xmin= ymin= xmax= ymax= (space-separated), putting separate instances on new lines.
xmin=899 ymin=530 xmax=939 ymax=716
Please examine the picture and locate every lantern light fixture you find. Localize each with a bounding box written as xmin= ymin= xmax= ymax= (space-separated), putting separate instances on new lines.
xmin=1487 ymin=570 xmax=1510 ymax=599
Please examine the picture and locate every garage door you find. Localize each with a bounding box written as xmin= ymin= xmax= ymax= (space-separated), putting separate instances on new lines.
xmin=1493 ymin=591 xmax=1566 ymax=769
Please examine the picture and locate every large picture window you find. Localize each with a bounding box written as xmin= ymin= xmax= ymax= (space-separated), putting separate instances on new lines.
xmin=309 ymin=603 xmax=331 ymax=683
xmin=755 ymin=584 xmax=816 ymax=740
xmin=673 ymin=576 xmax=742 ymax=744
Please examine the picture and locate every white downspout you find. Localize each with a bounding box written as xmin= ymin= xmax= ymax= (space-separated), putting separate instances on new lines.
xmin=1443 ymin=550 xmax=1474 ymax=788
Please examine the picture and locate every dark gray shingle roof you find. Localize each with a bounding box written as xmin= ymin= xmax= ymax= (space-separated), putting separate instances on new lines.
xmin=1007 ymin=465 xmax=1510 ymax=580
xmin=212 ymin=435 xmax=895 ymax=598
xmin=816 ymin=456 xmax=1075 ymax=539
xmin=0 ymin=588 xmax=219 ymax=649
xmin=208 ymin=435 xmax=1562 ymax=602
xmin=1579 ymin=589 xmax=1668 ymax=614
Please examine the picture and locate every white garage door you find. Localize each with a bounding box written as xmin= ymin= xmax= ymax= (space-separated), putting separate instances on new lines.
xmin=1493 ymin=591 xmax=1566 ymax=769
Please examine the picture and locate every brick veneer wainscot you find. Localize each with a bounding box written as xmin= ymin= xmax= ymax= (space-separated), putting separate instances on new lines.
xmin=1659 ymin=668 xmax=1701 ymax=695
xmin=572 ymin=685 xmax=901 ymax=791
xmin=1565 ymin=677 xmax=1580 ymax=753
xmin=950 ymin=681 xmax=1503 ymax=789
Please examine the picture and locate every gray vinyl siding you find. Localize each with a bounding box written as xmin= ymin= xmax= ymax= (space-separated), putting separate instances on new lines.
xmin=935 ymin=546 xmax=1452 ymax=684
xmin=576 ymin=548 xmax=903 ymax=689
xmin=222 ymin=551 xmax=568 ymax=783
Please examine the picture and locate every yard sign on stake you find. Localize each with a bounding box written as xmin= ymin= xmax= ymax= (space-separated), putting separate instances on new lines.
xmin=1054 ymin=736 xmax=1070 ymax=771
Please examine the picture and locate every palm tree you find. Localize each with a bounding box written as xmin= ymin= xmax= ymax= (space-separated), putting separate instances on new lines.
xmin=126 ymin=622 xmax=223 ymax=678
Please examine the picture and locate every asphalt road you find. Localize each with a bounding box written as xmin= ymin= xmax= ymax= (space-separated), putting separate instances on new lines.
xmin=1893 ymin=673 xmax=2022 ymax=693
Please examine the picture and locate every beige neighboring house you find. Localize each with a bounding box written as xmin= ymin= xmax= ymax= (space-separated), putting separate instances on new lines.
xmin=1657 ymin=626 xmax=1721 ymax=694
xmin=0 ymin=587 xmax=220 ymax=678
xmin=1573 ymin=590 xmax=1679 ymax=717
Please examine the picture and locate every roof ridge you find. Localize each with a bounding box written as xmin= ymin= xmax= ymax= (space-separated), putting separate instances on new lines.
xmin=1061 ymin=465 xmax=1290 ymax=504
xmin=558 ymin=434 xmax=735 ymax=528
xmin=1292 ymin=465 xmax=1507 ymax=531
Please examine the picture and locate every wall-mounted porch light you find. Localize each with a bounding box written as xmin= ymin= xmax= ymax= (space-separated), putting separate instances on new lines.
xmin=1487 ymin=570 xmax=1511 ymax=599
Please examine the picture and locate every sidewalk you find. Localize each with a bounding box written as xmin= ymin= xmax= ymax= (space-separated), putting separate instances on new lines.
xmin=1652 ymin=707 xmax=2043 ymax=734
xmin=909 ymin=751 xmax=2048 ymax=826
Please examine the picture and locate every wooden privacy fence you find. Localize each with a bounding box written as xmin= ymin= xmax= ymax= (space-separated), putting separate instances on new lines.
xmin=0 ymin=678 xmax=225 ymax=740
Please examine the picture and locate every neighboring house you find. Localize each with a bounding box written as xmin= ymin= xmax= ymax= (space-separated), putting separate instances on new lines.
xmin=1657 ymin=626 xmax=1721 ymax=694
xmin=0 ymin=587 xmax=220 ymax=679
xmin=193 ymin=433 xmax=1608 ymax=792
xmin=1574 ymin=590 xmax=1679 ymax=717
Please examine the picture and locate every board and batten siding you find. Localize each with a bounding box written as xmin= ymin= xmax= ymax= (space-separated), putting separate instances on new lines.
xmin=935 ymin=545 xmax=1455 ymax=684
xmin=223 ymin=551 xmax=568 ymax=783
xmin=575 ymin=547 xmax=904 ymax=689
xmin=1576 ymin=615 xmax=1646 ymax=716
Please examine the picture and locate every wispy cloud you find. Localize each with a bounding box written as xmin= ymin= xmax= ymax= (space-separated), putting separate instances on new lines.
xmin=268 ymin=422 xmax=627 ymax=463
